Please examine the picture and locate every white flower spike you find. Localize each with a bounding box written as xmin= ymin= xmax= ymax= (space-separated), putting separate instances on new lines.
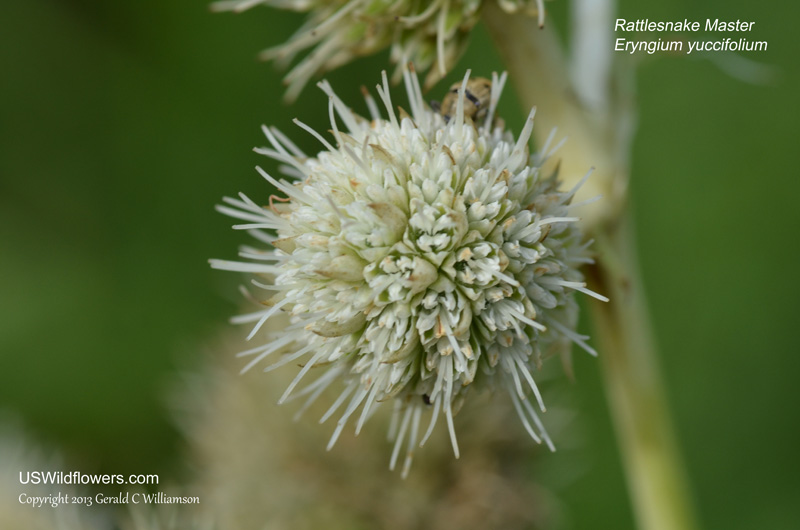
xmin=211 ymin=68 xmax=606 ymax=477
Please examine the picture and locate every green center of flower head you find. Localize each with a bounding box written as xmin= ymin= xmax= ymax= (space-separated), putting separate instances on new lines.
xmin=211 ymin=68 xmax=606 ymax=477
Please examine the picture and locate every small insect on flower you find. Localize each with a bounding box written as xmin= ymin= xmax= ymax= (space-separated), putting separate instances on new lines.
xmin=436 ymin=77 xmax=493 ymax=124
xmin=211 ymin=68 xmax=607 ymax=478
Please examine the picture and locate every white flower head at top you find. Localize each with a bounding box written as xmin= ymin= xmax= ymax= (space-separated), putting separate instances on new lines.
xmin=211 ymin=0 xmax=546 ymax=100
xmin=211 ymin=68 xmax=607 ymax=477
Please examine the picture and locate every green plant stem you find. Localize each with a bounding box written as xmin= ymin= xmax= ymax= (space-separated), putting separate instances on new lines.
xmin=483 ymin=4 xmax=700 ymax=530
xmin=587 ymin=214 xmax=699 ymax=530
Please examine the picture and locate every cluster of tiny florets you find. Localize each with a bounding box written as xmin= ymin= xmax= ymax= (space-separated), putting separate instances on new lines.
xmin=212 ymin=0 xmax=545 ymax=99
xmin=211 ymin=69 xmax=604 ymax=476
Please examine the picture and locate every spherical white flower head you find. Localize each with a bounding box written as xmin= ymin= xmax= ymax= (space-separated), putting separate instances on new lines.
xmin=211 ymin=0 xmax=545 ymax=100
xmin=212 ymin=69 xmax=606 ymax=477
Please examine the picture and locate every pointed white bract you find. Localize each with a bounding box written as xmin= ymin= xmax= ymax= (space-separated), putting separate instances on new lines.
xmin=212 ymin=69 xmax=603 ymax=477
xmin=212 ymin=0 xmax=545 ymax=99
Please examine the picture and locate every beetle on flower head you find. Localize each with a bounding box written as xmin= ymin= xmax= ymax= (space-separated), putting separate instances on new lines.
xmin=435 ymin=76 xmax=493 ymax=123
xmin=211 ymin=68 xmax=607 ymax=478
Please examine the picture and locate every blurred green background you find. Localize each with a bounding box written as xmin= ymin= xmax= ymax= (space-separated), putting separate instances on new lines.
xmin=1 ymin=0 xmax=798 ymax=528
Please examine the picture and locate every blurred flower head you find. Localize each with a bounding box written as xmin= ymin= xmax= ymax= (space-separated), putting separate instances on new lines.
xmin=173 ymin=337 xmax=562 ymax=530
xmin=211 ymin=68 xmax=604 ymax=476
xmin=212 ymin=0 xmax=545 ymax=100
